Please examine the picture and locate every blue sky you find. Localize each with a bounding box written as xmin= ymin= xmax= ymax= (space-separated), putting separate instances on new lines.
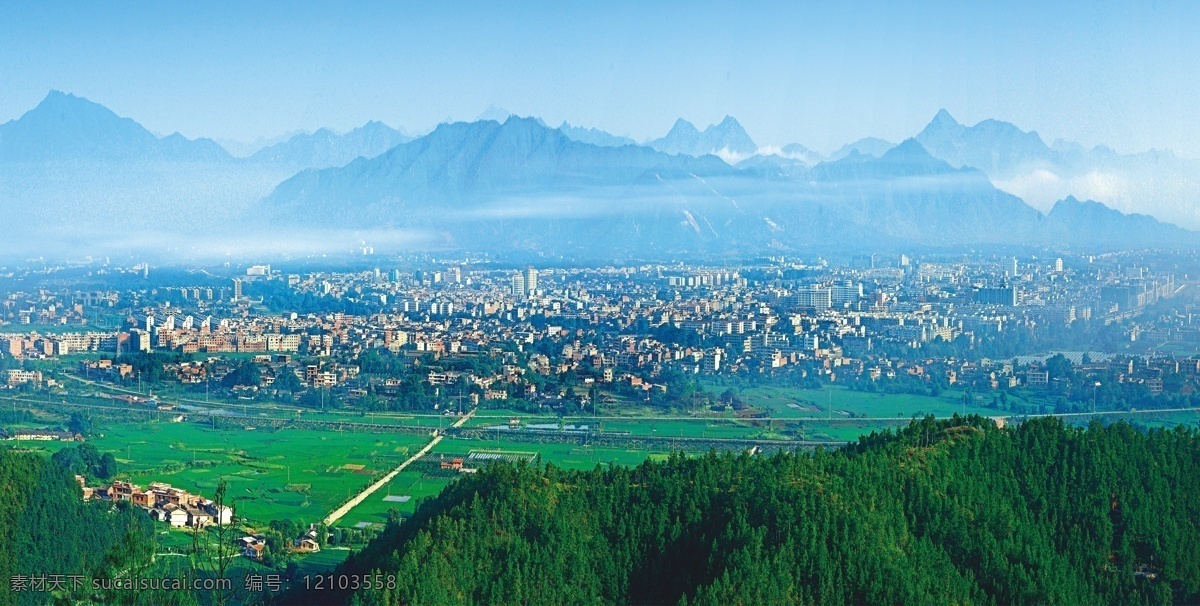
xmin=2 ymin=0 xmax=1198 ymax=156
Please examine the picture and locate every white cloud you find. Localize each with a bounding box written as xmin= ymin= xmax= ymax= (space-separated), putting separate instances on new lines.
xmin=713 ymin=147 xmax=754 ymax=164
xmin=993 ymin=169 xmax=1131 ymax=214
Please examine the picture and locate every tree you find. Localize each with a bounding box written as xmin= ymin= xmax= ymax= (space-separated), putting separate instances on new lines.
xmin=190 ymin=479 xmax=238 ymax=606
xmin=220 ymin=360 xmax=262 ymax=388
xmin=1046 ymin=354 xmax=1074 ymax=381
xmin=274 ymin=366 xmax=304 ymax=393
xmin=98 ymin=452 xmax=117 ymax=479
xmin=67 ymin=412 xmax=92 ymax=437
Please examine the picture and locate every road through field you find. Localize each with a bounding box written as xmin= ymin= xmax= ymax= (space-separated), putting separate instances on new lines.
xmin=322 ymin=409 xmax=475 ymax=526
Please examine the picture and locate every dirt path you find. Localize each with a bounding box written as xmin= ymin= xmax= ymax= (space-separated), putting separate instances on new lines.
xmin=322 ymin=409 xmax=475 ymax=526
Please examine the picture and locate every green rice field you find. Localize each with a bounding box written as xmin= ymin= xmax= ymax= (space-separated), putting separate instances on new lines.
xmin=71 ymin=421 xmax=429 ymax=526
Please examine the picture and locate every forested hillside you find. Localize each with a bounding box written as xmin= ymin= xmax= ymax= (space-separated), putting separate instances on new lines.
xmin=0 ymin=445 xmax=155 ymax=606
xmin=292 ymin=417 xmax=1200 ymax=605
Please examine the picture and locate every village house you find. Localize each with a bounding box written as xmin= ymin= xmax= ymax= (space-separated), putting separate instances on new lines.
xmin=95 ymin=480 xmax=228 ymax=528
xmin=292 ymin=538 xmax=321 ymax=553
xmin=75 ymin=475 xmax=94 ymax=500
xmin=166 ymin=505 xmax=189 ymax=527
xmin=186 ymin=507 xmax=212 ymax=528
xmin=239 ymin=536 xmax=265 ymax=560
xmin=6 ymin=369 xmax=43 ymax=386
xmin=6 ymin=428 xmax=80 ymax=441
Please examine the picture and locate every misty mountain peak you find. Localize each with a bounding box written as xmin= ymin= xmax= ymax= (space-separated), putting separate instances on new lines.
xmin=557 ymin=121 xmax=637 ymax=147
xmin=667 ymin=118 xmax=700 ymax=136
xmin=711 ymin=116 xmax=751 ymax=138
xmin=477 ymin=104 xmax=514 ymax=122
xmin=929 ymin=108 xmax=959 ymax=129
xmin=914 ymin=109 xmax=1053 ymax=174
xmin=24 ymin=90 xmax=124 ymax=124
xmin=651 ymin=116 xmax=756 ymax=159
xmin=0 ymin=89 xmax=231 ymax=163
xmin=248 ymin=118 xmax=411 ymax=169
xmin=38 ymin=89 xmax=81 ymax=108
xmin=883 ymin=138 xmax=935 ymax=160
xmin=829 ymin=137 xmax=895 ymax=161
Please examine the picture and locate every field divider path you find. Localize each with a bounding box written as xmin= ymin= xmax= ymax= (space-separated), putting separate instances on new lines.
xmin=323 ymin=409 xmax=475 ymax=526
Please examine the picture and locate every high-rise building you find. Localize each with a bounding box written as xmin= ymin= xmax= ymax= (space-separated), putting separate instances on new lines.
xmin=510 ymin=273 xmax=526 ymax=298
xmin=1007 ymin=257 xmax=1019 ymax=277
xmin=976 ymin=286 xmax=1018 ymax=306
xmin=232 ymin=278 xmax=243 ymax=301
xmin=1054 ymin=258 xmax=1064 ymax=272
xmin=830 ymin=282 xmax=863 ymax=306
xmin=793 ymin=285 xmax=832 ymax=311
xmin=524 ymin=267 xmax=538 ymax=296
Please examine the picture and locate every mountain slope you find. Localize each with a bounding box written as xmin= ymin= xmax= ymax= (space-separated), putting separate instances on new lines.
xmin=557 ymin=122 xmax=637 ymax=147
xmin=828 ymin=137 xmax=894 ymax=161
xmin=911 ymin=109 xmax=1200 ymax=230
xmin=914 ymin=109 xmax=1055 ymax=174
xmin=260 ymin=117 xmax=753 ymax=253
xmin=779 ymin=142 xmax=824 ymax=165
xmin=248 ymin=121 xmax=411 ymax=170
xmin=266 ymin=116 xmax=733 ymax=211
xmin=1041 ymin=196 xmax=1197 ymax=248
xmin=0 ymin=91 xmax=287 ymax=247
xmin=805 ymin=139 xmax=1046 ymax=245
xmin=0 ymin=91 xmax=230 ymax=163
xmin=259 ymin=129 xmax=1197 ymax=253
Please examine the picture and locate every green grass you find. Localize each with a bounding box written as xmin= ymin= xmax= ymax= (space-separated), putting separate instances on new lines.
xmin=292 ymin=547 xmax=352 ymax=576
xmin=332 ymin=469 xmax=453 ymax=529
xmin=738 ymin=385 xmax=999 ymax=420
xmin=332 ymin=434 xmax=674 ymax=528
xmin=1092 ymin=409 xmax=1200 ymax=430
xmin=78 ymin=421 xmax=428 ymax=525
xmin=434 ymin=435 xmax=669 ymax=470
xmin=465 ymin=385 xmax=1003 ymax=443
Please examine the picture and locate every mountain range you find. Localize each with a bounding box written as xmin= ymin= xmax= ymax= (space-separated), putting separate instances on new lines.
xmin=647 ymin=117 xmax=759 ymax=162
xmin=260 ymin=119 xmax=1194 ymax=254
xmin=829 ymin=137 xmax=895 ymax=161
xmin=912 ymin=109 xmax=1200 ymax=229
xmin=247 ymin=121 xmax=412 ymax=171
xmin=557 ymin=122 xmax=637 ymax=148
xmin=0 ymin=90 xmax=1194 ymax=258
xmin=0 ymin=91 xmax=230 ymax=163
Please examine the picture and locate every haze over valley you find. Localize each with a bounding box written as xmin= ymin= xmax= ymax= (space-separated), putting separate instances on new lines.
xmin=1 ymin=91 xmax=1196 ymax=261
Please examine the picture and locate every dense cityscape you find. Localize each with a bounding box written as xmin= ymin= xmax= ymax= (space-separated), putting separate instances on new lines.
xmin=3 ymin=251 xmax=1197 ymax=417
